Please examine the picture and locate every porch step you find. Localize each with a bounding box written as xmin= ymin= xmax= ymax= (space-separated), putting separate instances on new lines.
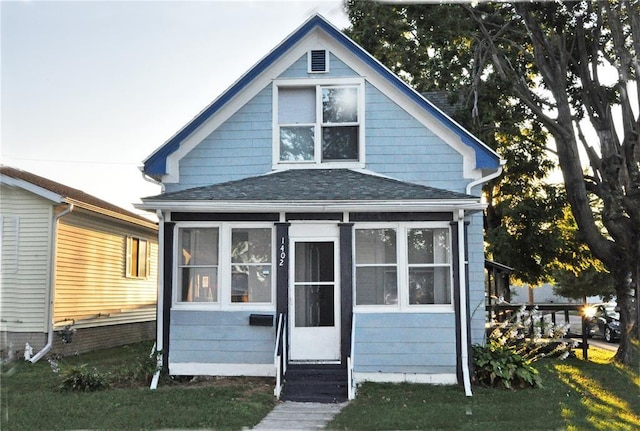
xmin=281 ymin=365 xmax=348 ymax=403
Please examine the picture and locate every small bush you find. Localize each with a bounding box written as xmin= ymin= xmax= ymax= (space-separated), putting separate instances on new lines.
xmin=472 ymin=343 xmax=541 ymax=389
xmin=59 ymin=364 xmax=109 ymax=392
xmin=473 ymin=305 xmax=573 ymax=389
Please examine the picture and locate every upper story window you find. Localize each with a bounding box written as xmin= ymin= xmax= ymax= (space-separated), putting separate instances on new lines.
xmin=274 ymin=79 xmax=365 ymax=167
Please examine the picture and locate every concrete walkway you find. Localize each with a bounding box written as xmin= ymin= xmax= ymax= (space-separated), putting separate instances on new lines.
xmin=252 ymin=401 xmax=349 ymax=430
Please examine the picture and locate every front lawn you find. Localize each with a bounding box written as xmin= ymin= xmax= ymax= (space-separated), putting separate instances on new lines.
xmin=330 ymin=346 xmax=640 ymax=430
xmin=1 ymin=342 xmax=276 ymax=430
xmin=2 ymin=342 xmax=638 ymax=430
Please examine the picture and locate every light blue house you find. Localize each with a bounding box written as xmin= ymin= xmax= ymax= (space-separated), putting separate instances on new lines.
xmin=139 ymin=15 xmax=503 ymax=401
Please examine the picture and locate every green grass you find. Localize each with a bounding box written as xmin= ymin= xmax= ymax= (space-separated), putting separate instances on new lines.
xmin=3 ymin=342 xmax=639 ymax=430
xmin=330 ymin=346 xmax=640 ymax=430
xmin=1 ymin=342 xmax=276 ymax=430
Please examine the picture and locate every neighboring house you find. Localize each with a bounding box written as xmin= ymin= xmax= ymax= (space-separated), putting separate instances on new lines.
xmin=139 ymin=15 xmax=503 ymax=400
xmin=509 ymin=283 xmax=588 ymax=305
xmin=0 ymin=166 xmax=158 ymax=361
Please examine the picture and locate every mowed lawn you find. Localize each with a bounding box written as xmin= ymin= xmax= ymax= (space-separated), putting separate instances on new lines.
xmin=330 ymin=346 xmax=640 ymax=430
xmin=2 ymin=341 xmax=639 ymax=430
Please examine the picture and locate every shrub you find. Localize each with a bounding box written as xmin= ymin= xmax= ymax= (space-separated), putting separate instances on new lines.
xmin=472 ymin=343 xmax=541 ymax=389
xmin=59 ymin=364 xmax=109 ymax=392
xmin=473 ymin=306 xmax=573 ymax=389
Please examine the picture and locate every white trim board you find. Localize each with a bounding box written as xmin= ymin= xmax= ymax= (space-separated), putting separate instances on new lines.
xmin=169 ymin=362 xmax=275 ymax=377
xmin=354 ymin=372 xmax=457 ymax=385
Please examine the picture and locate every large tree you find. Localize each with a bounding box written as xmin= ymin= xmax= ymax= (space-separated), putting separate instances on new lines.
xmin=346 ymin=0 xmax=640 ymax=364
xmin=345 ymin=0 xmax=565 ymax=285
xmin=461 ymin=0 xmax=640 ymax=365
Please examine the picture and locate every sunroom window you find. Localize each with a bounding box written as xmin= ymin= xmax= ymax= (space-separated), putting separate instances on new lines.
xmin=277 ymin=82 xmax=362 ymax=165
xmin=355 ymin=225 xmax=453 ymax=309
xmin=178 ymin=228 xmax=219 ymax=303
xmin=355 ymin=229 xmax=397 ymax=305
xmin=176 ymin=225 xmax=274 ymax=307
xmin=407 ymin=228 xmax=451 ymax=305
xmin=231 ymin=228 xmax=272 ymax=303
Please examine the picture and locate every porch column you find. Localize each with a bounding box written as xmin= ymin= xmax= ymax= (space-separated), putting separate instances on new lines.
xmin=161 ymin=221 xmax=175 ymax=373
xmin=275 ymin=223 xmax=290 ymax=318
xmin=339 ymin=222 xmax=354 ymax=365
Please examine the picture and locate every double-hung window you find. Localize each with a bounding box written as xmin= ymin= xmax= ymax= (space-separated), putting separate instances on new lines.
xmin=178 ymin=228 xmax=219 ymax=303
xmin=406 ymin=228 xmax=452 ymax=305
xmin=355 ymin=229 xmax=398 ymax=305
xmin=231 ymin=228 xmax=272 ymax=303
xmin=176 ymin=225 xmax=273 ymax=307
xmin=275 ymin=80 xmax=364 ymax=166
xmin=355 ymin=224 xmax=453 ymax=310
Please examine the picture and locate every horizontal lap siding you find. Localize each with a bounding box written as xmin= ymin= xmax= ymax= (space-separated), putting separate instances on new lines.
xmin=467 ymin=213 xmax=486 ymax=344
xmin=364 ymin=84 xmax=467 ymax=193
xmin=172 ymin=88 xmax=273 ymax=192
xmin=354 ymin=313 xmax=456 ymax=374
xmin=169 ymin=310 xmax=275 ymax=365
xmin=54 ymin=212 xmax=157 ymax=326
xmin=278 ymin=54 xmax=358 ymax=79
xmin=0 ymin=186 xmax=52 ymax=333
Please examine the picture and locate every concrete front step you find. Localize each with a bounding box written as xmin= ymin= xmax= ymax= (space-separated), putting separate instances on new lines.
xmin=252 ymin=401 xmax=348 ymax=430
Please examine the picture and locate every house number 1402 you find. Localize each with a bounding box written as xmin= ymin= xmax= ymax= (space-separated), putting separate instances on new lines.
xmin=279 ymin=237 xmax=286 ymax=267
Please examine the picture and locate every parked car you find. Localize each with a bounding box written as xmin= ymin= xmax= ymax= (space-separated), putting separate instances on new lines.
xmin=583 ymin=303 xmax=621 ymax=342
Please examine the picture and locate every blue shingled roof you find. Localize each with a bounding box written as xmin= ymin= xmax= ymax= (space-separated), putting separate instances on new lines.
xmin=142 ymin=169 xmax=475 ymax=202
xmin=142 ymin=14 xmax=500 ymax=179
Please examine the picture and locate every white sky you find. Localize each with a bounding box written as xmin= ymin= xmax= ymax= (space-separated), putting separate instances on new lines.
xmin=1 ymin=0 xmax=349 ymax=216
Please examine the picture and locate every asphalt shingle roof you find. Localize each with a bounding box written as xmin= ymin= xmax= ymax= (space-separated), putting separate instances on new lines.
xmin=144 ymin=169 xmax=475 ymax=202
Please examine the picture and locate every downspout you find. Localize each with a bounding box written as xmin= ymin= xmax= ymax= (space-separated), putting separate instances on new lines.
xmin=457 ymin=209 xmax=473 ymax=396
xmin=30 ymin=203 xmax=74 ymax=363
xmin=150 ymin=209 xmax=164 ymax=390
xmin=465 ymin=163 xmax=504 ymax=196
xmin=458 ymin=164 xmax=504 ymax=395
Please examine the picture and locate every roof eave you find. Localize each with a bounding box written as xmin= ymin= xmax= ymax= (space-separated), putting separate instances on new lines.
xmin=1 ymin=174 xmax=64 ymax=203
xmin=135 ymin=199 xmax=487 ymax=213
xmin=66 ymin=198 xmax=158 ymax=230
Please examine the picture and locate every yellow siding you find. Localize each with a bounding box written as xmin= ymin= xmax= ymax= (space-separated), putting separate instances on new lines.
xmin=54 ymin=211 xmax=158 ymax=327
xmin=0 ymin=185 xmax=52 ymax=333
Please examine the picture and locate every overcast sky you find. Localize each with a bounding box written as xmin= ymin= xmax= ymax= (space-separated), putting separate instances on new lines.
xmin=1 ymin=0 xmax=349 ymax=216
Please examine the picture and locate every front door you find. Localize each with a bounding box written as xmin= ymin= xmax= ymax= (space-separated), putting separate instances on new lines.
xmin=289 ymin=225 xmax=341 ymax=363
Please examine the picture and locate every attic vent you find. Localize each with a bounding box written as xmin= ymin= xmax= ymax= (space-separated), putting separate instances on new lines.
xmin=309 ymin=50 xmax=328 ymax=73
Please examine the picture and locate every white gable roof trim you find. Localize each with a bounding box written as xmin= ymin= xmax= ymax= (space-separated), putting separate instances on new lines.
xmin=142 ymin=14 xmax=501 ymax=181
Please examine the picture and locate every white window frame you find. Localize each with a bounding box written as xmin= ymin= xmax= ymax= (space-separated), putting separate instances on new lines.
xmin=173 ymin=222 xmax=275 ymax=311
xmin=353 ymin=222 xmax=454 ymax=313
xmin=126 ymin=235 xmax=150 ymax=279
xmin=272 ymin=78 xmax=366 ymax=169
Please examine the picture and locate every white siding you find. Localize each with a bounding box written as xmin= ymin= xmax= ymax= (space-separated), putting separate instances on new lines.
xmin=0 ymin=185 xmax=53 ymax=333
xmin=54 ymin=211 xmax=158 ymax=328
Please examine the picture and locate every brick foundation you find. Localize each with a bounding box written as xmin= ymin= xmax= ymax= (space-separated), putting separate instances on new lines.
xmin=1 ymin=321 xmax=156 ymax=361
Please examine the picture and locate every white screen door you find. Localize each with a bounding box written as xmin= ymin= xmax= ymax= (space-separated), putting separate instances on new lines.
xmin=289 ymin=227 xmax=340 ymax=362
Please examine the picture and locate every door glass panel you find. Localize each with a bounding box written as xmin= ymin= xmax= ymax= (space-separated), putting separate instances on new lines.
xmin=294 ymin=242 xmax=334 ymax=282
xmin=295 ymin=285 xmax=335 ymax=327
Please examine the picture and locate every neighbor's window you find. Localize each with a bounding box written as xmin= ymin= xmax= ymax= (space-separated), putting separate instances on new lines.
xmin=355 ymin=225 xmax=452 ymax=309
xmin=178 ymin=228 xmax=219 ymax=302
xmin=231 ymin=228 xmax=272 ymax=303
xmin=355 ymin=229 xmax=397 ymax=305
xmin=277 ymin=83 xmax=361 ymax=164
xmin=126 ymin=236 xmax=149 ymax=278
